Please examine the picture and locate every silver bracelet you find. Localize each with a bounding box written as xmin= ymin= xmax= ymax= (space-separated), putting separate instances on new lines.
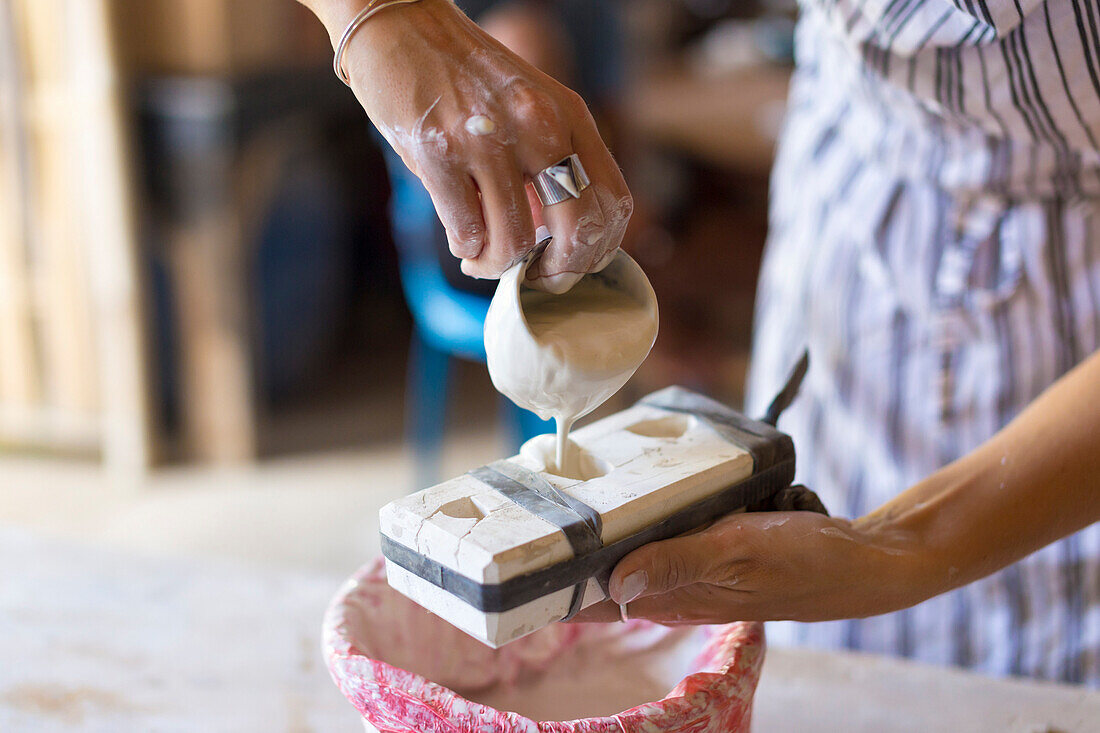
xmin=333 ymin=0 xmax=426 ymax=87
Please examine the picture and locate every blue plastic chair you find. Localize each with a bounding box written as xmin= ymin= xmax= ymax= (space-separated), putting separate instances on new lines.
xmin=386 ymin=149 xmax=551 ymax=489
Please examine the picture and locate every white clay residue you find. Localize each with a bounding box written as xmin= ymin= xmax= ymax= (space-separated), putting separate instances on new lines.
xmin=818 ymin=526 xmax=856 ymax=543
xmin=521 ymin=278 xmax=654 ymax=469
xmin=528 ymin=185 xmax=634 ymax=294
xmin=465 ymin=114 xmax=498 ymax=136
xmin=758 ymin=516 xmax=790 ymax=530
xmin=485 ymin=251 xmax=658 ymax=474
xmin=373 ymin=96 xmax=449 ymax=179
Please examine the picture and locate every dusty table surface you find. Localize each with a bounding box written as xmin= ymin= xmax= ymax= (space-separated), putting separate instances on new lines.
xmin=5 ymin=526 xmax=1099 ymax=732
xmin=0 ymin=527 xmax=359 ymax=732
xmin=756 ymin=645 xmax=1100 ymax=732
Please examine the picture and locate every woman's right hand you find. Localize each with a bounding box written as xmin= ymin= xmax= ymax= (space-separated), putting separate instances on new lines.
xmin=310 ymin=0 xmax=633 ymax=293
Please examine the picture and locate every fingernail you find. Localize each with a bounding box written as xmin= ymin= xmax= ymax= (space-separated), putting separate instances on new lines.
xmin=614 ymin=570 xmax=647 ymax=604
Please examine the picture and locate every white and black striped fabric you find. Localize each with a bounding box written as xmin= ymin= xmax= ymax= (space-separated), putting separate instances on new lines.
xmin=746 ymin=0 xmax=1100 ymax=685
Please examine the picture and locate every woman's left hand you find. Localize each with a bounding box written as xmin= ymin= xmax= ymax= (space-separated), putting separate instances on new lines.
xmin=570 ymin=510 xmax=922 ymax=625
xmin=577 ymin=347 xmax=1100 ymax=627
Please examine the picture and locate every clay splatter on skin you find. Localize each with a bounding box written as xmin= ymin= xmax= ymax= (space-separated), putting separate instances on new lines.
xmin=465 ymin=114 xmax=498 ymax=135
xmin=758 ymin=517 xmax=790 ymax=530
xmin=818 ymin=525 xmax=913 ymax=556
xmin=374 ymin=98 xmax=449 ymax=179
xmin=818 ymin=526 xmax=857 ymax=543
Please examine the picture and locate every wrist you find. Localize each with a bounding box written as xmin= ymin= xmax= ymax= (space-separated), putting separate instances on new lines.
xmin=310 ymin=0 xmax=458 ymax=47
xmin=847 ymin=513 xmax=936 ymax=615
xmin=850 ymin=466 xmax=984 ymax=613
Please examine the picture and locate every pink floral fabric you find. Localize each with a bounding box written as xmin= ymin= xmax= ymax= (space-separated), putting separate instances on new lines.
xmin=323 ymin=560 xmax=764 ymax=733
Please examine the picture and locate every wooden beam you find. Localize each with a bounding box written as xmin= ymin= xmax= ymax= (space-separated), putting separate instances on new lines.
xmin=64 ymin=0 xmax=155 ymax=473
xmin=7 ymin=0 xmax=154 ymax=473
xmin=0 ymin=0 xmax=39 ymax=409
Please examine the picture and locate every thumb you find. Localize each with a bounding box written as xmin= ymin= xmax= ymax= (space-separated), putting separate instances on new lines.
xmin=608 ymin=536 xmax=711 ymax=605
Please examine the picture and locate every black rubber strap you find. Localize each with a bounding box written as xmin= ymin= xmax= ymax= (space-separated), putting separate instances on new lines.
xmin=468 ymin=461 xmax=603 ymax=619
xmin=470 ymin=461 xmax=603 ymax=556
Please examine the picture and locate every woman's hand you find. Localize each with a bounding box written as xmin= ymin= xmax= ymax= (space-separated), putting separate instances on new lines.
xmin=309 ymin=0 xmax=632 ymax=293
xmin=575 ymin=347 xmax=1100 ymax=628
xmin=570 ymin=510 xmax=923 ymax=625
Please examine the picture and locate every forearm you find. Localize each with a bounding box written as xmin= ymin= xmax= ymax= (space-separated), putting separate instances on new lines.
xmin=856 ymin=348 xmax=1100 ymax=608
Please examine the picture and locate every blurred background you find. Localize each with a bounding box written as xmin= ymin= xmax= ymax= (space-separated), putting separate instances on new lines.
xmin=0 ymin=0 xmax=794 ymax=727
xmin=0 ymin=0 xmax=797 ymax=488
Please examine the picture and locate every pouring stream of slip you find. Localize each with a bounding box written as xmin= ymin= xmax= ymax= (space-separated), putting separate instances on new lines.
xmin=484 ymin=229 xmax=659 ymax=478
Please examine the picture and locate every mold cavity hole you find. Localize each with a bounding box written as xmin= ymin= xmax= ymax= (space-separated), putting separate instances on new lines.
xmin=545 ymin=451 xmax=614 ymax=482
xmin=521 ymin=435 xmax=614 ymax=481
xmin=626 ymin=415 xmax=691 ymax=439
xmin=438 ymin=497 xmax=485 ymax=521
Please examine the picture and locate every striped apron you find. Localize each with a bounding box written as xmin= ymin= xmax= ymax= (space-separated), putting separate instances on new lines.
xmin=746 ymin=0 xmax=1100 ymax=684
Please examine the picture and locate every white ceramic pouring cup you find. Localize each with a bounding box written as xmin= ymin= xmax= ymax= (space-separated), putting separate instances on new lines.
xmin=484 ymin=244 xmax=659 ymax=430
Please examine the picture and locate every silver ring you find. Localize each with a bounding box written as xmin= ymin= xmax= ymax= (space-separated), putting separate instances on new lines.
xmin=533 ymin=154 xmax=590 ymax=206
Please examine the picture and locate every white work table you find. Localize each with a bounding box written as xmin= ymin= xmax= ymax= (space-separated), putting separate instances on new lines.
xmin=3 ymin=527 xmax=1098 ymax=732
xmin=756 ymin=648 xmax=1100 ymax=732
